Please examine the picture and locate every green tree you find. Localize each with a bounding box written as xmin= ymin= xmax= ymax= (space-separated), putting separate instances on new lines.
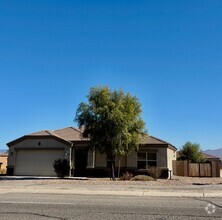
xmin=75 ymin=86 xmax=146 ymax=180
xmin=178 ymin=142 xmax=205 ymax=163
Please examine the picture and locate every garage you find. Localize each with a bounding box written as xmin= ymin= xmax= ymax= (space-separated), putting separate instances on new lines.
xmin=14 ymin=149 xmax=64 ymax=176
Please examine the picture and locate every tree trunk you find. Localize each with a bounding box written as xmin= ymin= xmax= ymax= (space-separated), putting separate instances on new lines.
xmin=111 ymin=157 xmax=116 ymax=181
xmin=118 ymin=159 xmax=121 ymax=179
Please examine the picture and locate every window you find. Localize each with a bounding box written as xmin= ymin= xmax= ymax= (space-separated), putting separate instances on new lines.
xmin=137 ymin=152 xmax=157 ymax=169
xmin=87 ymin=149 xmax=95 ymax=168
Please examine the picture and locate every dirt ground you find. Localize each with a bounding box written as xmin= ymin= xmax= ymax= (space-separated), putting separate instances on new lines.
xmin=0 ymin=175 xmax=222 ymax=186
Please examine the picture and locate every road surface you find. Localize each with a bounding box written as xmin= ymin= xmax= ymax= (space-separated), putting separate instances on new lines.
xmin=0 ymin=193 xmax=222 ymax=219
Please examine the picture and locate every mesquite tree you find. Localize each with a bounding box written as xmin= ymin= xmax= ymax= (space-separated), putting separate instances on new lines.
xmin=75 ymin=86 xmax=146 ymax=180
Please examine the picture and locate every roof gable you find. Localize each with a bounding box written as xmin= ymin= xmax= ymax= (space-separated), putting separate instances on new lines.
xmin=140 ymin=135 xmax=177 ymax=150
xmin=54 ymin=127 xmax=85 ymax=141
xmin=7 ymin=129 xmax=72 ymax=147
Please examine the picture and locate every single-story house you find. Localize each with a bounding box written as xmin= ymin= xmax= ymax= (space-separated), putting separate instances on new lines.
xmin=7 ymin=127 xmax=177 ymax=177
xmin=202 ymin=153 xmax=222 ymax=163
xmin=0 ymin=154 xmax=8 ymax=174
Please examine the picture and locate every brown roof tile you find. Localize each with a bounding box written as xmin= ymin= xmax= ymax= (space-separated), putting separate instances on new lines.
xmin=7 ymin=129 xmax=73 ymax=146
xmin=8 ymin=126 xmax=176 ymax=150
xmin=28 ymin=130 xmax=53 ymax=136
xmin=53 ymin=127 xmax=86 ymax=141
xmin=140 ymin=135 xmax=177 ymax=150
xmin=202 ymin=153 xmax=220 ymax=160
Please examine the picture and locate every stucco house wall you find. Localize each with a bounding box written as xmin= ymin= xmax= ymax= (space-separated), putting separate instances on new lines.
xmin=0 ymin=154 xmax=8 ymax=171
xmin=156 ymin=147 xmax=167 ymax=167
xmin=167 ymin=148 xmax=176 ymax=172
xmin=124 ymin=146 xmax=176 ymax=177
xmin=95 ymin=152 xmax=106 ymax=168
xmin=7 ymin=127 xmax=177 ymax=177
xmin=8 ymin=138 xmax=69 ymax=169
xmin=94 ymin=146 xmax=174 ymax=170
xmin=126 ymin=151 xmax=137 ymax=168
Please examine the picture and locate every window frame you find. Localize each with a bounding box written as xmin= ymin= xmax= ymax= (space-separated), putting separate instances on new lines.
xmin=87 ymin=149 xmax=95 ymax=168
xmin=137 ymin=152 xmax=157 ymax=169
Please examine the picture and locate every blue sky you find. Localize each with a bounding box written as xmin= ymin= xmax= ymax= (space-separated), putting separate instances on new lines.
xmin=0 ymin=1 xmax=221 ymax=151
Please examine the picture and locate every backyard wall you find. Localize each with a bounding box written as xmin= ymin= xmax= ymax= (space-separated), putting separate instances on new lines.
xmin=173 ymin=160 xmax=221 ymax=177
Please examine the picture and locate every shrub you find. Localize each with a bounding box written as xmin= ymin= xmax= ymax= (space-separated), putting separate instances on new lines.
xmin=131 ymin=175 xmax=155 ymax=181
xmin=146 ymin=167 xmax=161 ymax=180
xmin=53 ymin=159 xmax=70 ymax=178
xmin=119 ymin=171 xmax=134 ymax=180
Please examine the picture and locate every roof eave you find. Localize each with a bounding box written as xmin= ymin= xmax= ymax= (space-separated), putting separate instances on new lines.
xmin=7 ymin=135 xmax=72 ymax=147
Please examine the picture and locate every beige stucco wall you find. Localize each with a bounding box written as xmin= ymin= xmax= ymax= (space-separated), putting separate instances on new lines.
xmin=94 ymin=146 xmax=171 ymax=169
xmin=70 ymin=144 xmax=176 ymax=171
xmin=126 ymin=146 xmax=168 ymax=168
xmin=167 ymin=148 xmax=176 ymax=172
xmin=0 ymin=155 xmax=8 ymax=170
xmin=115 ymin=156 xmax=127 ymax=168
xmin=157 ymin=147 xmax=167 ymax=167
xmin=94 ymin=153 xmax=127 ymax=168
xmin=95 ymin=152 xmax=106 ymax=167
xmin=8 ymin=138 xmax=69 ymax=167
xmin=127 ymin=151 xmax=137 ymax=168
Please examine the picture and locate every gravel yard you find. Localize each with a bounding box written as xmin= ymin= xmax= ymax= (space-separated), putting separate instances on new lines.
xmin=0 ymin=176 xmax=222 ymax=187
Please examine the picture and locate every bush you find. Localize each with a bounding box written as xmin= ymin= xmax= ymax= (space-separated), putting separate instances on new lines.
xmin=131 ymin=175 xmax=155 ymax=181
xmin=146 ymin=167 xmax=161 ymax=180
xmin=119 ymin=171 xmax=134 ymax=180
xmin=53 ymin=159 xmax=70 ymax=178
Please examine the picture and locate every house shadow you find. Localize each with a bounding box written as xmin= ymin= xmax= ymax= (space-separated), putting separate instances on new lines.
xmin=0 ymin=176 xmax=89 ymax=181
xmin=0 ymin=176 xmax=58 ymax=181
xmin=192 ymin=183 xmax=210 ymax=185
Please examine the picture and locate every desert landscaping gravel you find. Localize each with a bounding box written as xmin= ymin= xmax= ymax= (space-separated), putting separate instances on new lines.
xmin=0 ymin=176 xmax=222 ymax=186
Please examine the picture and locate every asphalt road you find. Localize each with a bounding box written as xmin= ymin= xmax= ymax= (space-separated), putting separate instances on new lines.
xmin=0 ymin=193 xmax=222 ymax=220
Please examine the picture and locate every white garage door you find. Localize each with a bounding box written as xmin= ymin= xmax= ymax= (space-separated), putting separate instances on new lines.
xmin=15 ymin=149 xmax=64 ymax=176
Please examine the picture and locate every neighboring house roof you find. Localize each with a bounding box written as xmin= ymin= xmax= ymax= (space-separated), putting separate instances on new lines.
xmin=176 ymin=151 xmax=221 ymax=161
xmin=7 ymin=127 xmax=176 ymax=150
xmin=202 ymin=153 xmax=221 ymax=160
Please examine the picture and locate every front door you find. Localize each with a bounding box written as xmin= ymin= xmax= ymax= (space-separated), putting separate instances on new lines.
xmin=74 ymin=149 xmax=88 ymax=177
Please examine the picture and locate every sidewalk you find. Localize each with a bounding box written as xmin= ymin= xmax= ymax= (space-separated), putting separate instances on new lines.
xmin=0 ymin=176 xmax=222 ymax=198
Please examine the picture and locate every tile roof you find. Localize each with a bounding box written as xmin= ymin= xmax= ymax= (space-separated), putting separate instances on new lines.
xmin=8 ymin=126 xmax=176 ymax=150
xmin=29 ymin=128 xmax=175 ymax=147
xmin=27 ymin=130 xmax=72 ymax=144
xmin=202 ymin=153 xmax=221 ymax=160
xmin=54 ymin=127 xmax=86 ymax=141
xmin=27 ymin=127 xmax=86 ymax=142
xmin=28 ymin=130 xmax=54 ymax=136
xmin=27 ymin=127 xmax=85 ymax=142
xmin=140 ymin=135 xmax=176 ymax=149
